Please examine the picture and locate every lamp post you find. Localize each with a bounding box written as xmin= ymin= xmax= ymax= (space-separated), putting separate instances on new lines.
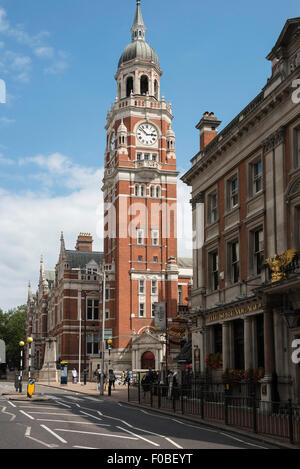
xmin=27 ymin=337 xmax=33 ymax=379
xmin=100 ymin=267 xmax=106 ymax=396
xmin=18 ymin=341 xmax=25 ymax=393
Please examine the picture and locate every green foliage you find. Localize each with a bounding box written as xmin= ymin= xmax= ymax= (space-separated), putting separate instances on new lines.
xmin=0 ymin=305 xmax=27 ymax=365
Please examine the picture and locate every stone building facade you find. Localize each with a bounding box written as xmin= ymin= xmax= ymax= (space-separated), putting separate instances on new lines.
xmin=182 ymin=18 xmax=300 ymax=402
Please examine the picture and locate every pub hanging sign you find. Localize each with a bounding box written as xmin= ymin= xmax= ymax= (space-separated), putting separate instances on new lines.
xmin=206 ymin=302 xmax=263 ymax=324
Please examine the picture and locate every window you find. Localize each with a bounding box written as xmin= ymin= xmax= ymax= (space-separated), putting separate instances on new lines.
xmin=209 ymin=251 xmax=219 ymax=291
xmin=228 ymin=176 xmax=239 ymax=209
xmin=139 ymin=280 xmax=145 ymax=294
xmin=87 ymin=299 xmax=99 ymax=320
xmin=229 ymin=241 xmax=239 ymax=284
xmin=139 ymin=303 xmax=145 ymax=317
xmin=153 ymin=256 xmax=158 ymax=263
xmin=144 ymin=153 xmax=150 ymax=161
xmin=140 ymin=185 xmax=146 ymax=197
xmin=151 ymin=303 xmax=155 ymax=317
xmin=214 ymin=324 xmax=222 ymax=354
xmin=105 ymin=289 xmax=110 ymax=301
xmin=251 ymin=159 xmax=263 ymax=195
xmin=151 ymin=280 xmax=157 ymax=295
xmin=208 ymin=192 xmax=218 ymax=224
xmin=138 ymin=256 xmax=143 ymax=262
xmin=87 ymin=335 xmax=99 ymax=355
xmin=135 ymin=185 xmax=139 ymax=197
xmin=178 ymin=285 xmax=182 ymax=305
xmin=156 ymin=186 xmax=161 ymax=198
xmin=126 ymin=76 xmax=134 ymax=97
xmin=137 ymin=153 xmax=142 ymax=161
xmin=152 ymin=229 xmax=159 ymax=246
xmin=152 ymin=154 xmax=157 ymax=161
xmin=140 ymin=75 xmax=149 ymax=95
xmin=253 ymin=229 xmax=264 ymax=275
xmin=137 ymin=228 xmax=144 ymax=245
xmin=150 ymin=185 xmax=154 ymax=198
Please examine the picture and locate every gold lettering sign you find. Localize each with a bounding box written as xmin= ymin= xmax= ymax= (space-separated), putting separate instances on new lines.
xmin=206 ymin=303 xmax=262 ymax=324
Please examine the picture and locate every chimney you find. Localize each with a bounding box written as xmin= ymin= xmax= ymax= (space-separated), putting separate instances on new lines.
xmin=196 ymin=112 xmax=221 ymax=151
xmin=75 ymin=233 xmax=93 ymax=252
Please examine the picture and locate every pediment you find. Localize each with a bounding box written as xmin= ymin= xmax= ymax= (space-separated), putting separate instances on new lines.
xmin=132 ymin=330 xmax=163 ymax=346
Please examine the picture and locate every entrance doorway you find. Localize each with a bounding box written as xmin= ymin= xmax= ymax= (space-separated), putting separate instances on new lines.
xmin=141 ymin=351 xmax=155 ymax=370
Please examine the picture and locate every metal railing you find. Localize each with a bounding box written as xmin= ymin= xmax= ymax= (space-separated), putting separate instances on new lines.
xmin=128 ymin=380 xmax=300 ymax=445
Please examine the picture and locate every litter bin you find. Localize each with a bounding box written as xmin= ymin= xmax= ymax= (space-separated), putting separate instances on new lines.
xmin=60 ymin=361 xmax=68 ymax=385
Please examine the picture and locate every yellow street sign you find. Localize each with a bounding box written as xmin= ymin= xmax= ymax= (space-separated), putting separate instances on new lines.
xmin=27 ymin=378 xmax=35 ymax=398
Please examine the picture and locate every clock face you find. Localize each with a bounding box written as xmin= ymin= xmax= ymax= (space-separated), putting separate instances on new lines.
xmin=137 ymin=123 xmax=158 ymax=146
xmin=110 ymin=132 xmax=115 ymax=152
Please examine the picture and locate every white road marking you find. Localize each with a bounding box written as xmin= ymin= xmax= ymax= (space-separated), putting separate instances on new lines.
xmin=54 ymin=400 xmax=72 ymax=408
xmin=55 ymin=428 xmax=139 ymax=440
xmin=164 ymin=437 xmax=183 ymax=449
xmin=25 ymin=426 xmax=58 ymax=449
xmin=40 ymin=424 xmax=68 ymax=444
xmin=28 ymin=412 xmax=73 ymax=416
xmin=7 ymin=401 xmax=16 ymax=408
xmin=1 ymin=406 xmax=16 ymax=421
xmin=73 ymin=446 xmax=97 ymax=449
xmin=20 ymin=410 xmax=35 ymax=420
xmin=36 ymin=419 xmax=110 ymax=426
xmin=117 ymin=426 xmax=160 ymax=447
xmin=220 ymin=432 xmax=267 ymax=449
xmin=80 ymin=410 xmax=103 ymax=421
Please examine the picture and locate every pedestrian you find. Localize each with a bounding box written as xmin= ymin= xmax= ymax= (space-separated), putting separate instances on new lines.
xmin=126 ymin=369 xmax=131 ymax=385
xmin=172 ymin=371 xmax=179 ymax=400
xmin=141 ymin=371 xmax=151 ymax=397
xmin=122 ymin=370 xmax=126 ymax=385
xmin=108 ymin=369 xmax=116 ymax=396
xmin=167 ymin=370 xmax=173 ymax=399
xmin=72 ymin=368 xmax=78 ymax=384
xmin=94 ymin=365 xmax=101 ymax=390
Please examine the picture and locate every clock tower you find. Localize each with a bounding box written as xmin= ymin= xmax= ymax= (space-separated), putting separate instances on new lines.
xmin=102 ymin=0 xmax=179 ymax=371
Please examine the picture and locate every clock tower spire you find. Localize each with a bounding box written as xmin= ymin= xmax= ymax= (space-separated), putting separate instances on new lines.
xmin=102 ymin=0 xmax=178 ymax=372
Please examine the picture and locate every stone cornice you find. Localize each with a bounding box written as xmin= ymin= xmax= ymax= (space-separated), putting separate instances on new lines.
xmin=182 ymin=66 xmax=300 ymax=186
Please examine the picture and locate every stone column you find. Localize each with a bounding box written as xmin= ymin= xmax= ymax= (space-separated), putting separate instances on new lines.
xmin=261 ymin=309 xmax=276 ymax=401
xmin=264 ymin=309 xmax=275 ymax=376
xmin=222 ymin=322 xmax=230 ymax=371
xmin=244 ymin=317 xmax=253 ymax=370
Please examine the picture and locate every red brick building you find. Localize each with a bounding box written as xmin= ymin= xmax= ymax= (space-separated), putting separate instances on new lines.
xmin=26 ymin=1 xmax=193 ymax=379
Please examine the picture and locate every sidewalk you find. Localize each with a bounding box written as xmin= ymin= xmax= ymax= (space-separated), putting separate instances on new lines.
xmin=37 ymin=380 xmax=129 ymax=402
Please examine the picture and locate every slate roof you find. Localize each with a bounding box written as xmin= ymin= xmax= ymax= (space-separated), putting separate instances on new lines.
xmin=65 ymin=250 xmax=104 ymax=269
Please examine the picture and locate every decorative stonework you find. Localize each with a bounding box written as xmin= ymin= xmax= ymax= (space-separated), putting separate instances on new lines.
xmin=262 ymin=126 xmax=286 ymax=152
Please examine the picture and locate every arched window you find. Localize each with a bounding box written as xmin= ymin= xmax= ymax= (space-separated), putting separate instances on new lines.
xmin=135 ymin=185 xmax=139 ymax=197
xmin=150 ymin=185 xmax=154 ymax=198
xmin=140 ymin=75 xmax=149 ymax=95
xmin=154 ymin=79 xmax=158 ymax=99
xmin=126 ymin=76 xmax=134 ymax=97
xmin=140 ymin=184 xmax=146 ymax=197
xmin=156 ymin=186 xmax=161 ymax=198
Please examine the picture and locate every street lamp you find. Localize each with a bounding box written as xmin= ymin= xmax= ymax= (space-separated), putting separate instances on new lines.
xmin=27 ymin=337 xmax=33 ymax=379
xmin=18 ymin=341 xmax=25 ymax=393
xmin=100 ymin=267 xmax=107 ymax=396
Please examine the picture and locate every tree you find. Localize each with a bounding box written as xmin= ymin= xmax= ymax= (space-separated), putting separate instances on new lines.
xmin=0 ymin=305 xmax=27 ymax=367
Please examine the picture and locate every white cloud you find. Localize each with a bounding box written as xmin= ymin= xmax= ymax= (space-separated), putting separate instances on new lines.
xmin=0 ymin=7 xmax=69 ymax=83
xmin=0 ymin=153 xmax=104 ymax=312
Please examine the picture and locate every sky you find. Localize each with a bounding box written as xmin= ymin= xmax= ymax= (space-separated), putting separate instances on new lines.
xmin=0 ymin=0 xmax=299 ymax=312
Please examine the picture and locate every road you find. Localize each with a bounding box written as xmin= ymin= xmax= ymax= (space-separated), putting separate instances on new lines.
xmin=0 ymin=382 xmax=279 ymax=451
